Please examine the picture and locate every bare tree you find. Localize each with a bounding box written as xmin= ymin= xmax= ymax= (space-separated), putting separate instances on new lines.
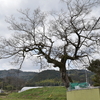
xmin=0 ymin=0 xmax=100 ymax=88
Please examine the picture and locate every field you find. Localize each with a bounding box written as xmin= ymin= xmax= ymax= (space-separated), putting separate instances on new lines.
xmin=0 ymin=86 xmax=66 ymax=100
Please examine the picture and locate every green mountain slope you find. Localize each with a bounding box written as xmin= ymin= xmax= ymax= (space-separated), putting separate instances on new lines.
xmin=26 ymin=69 xmax=94 ymax=86
xmin=0 ymin=69 xmax=37 ymax=81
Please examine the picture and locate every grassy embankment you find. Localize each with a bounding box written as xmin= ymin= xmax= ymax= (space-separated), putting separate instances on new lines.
xmin=0 ymin=86 xmax=66 ymax=100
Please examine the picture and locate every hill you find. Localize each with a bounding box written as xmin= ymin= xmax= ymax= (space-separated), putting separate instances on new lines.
xmin=26 ymin=70 xmax=62 ymax=86
xmin=0 ymin=69 xmax=94 ymax=89
xmin=0 ymin=69 xmax=94 ymax=83
xmin=26 ymin=69 xmax=94 ymax=86
xmin=28 ymin=70 xmax=60 ymax=83
xmin=0 ymin=69 xmax=37 ymax=81
xmin=0 ymin=86 xmax=66 ymax=100
xmin=68 ymin=69 xmax=94 ymax=84
xmin=0 ymin=69 xmax=38 ymax=90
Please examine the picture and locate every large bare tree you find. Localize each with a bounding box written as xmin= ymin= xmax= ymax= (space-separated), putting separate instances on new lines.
xmin=0 ymin=0 xmax=100 ymax=88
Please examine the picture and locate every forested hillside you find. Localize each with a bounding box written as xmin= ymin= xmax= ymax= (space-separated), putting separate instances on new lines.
xmin=26 ymin=69 xmax=94 ymax=86
xmin=0 ymin=69 xmax=37 ymax=81
xmin=0 ymin=69 xmax=94 ymax=90
xmin=0 ymin=69 xmax=37 ymax=90
xmin=26 ymin=70 xmax=62 ymax=86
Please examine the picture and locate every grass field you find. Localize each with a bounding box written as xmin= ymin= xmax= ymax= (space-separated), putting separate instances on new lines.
xmin=0 ymin=86 xmax=66 ymax=100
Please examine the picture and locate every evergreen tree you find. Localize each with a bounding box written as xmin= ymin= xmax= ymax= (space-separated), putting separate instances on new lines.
xmin=88 ymin=59 xmax=100 ymax=86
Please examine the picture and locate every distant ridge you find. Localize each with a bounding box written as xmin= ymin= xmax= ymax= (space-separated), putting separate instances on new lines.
xmin=26 ymin=69 xmax=94 ymax=86
xmin=0 ymin=69 xmax=37 ymax=81
xmin=0 ymin=69 xmax=94 ymax=85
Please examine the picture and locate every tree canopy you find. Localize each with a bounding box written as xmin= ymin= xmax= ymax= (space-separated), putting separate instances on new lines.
xmin=0 ymin=0 xmax=100 ymax=88
xmin=88 ymin=59 xmax=100 ymax=86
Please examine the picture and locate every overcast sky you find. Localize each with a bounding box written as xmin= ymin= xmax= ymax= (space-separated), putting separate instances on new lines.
xmin=0 ymin=0 xmax=64 ymax=72
xmin=0 ymin=0 xmax=100 ymax=72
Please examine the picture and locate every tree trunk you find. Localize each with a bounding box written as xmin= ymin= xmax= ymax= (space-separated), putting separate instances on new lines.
xmin=60 ymin=66 xmax=70 ymax=88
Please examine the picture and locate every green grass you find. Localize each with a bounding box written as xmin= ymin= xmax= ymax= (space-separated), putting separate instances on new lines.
xmin=0 ymin=86 xmax=66 ymax=100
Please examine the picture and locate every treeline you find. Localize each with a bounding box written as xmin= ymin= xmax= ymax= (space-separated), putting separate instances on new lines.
xmin=26 ymin=70 xmax=63 ymax=86
xmin=28 ymin=79 xmax=63 ymax=86
xmin=0 ymin=69 xmax=94 ymax=91
xmin=0 ymin=69 xmax=37 ymax=91
xmin=0 ymin=69 xmax=37 ymax=81
xmin=68 ymin=70 xmax=94 ymax=84
xmin=26 ymin=69 xmax=94 ymax=86
xmin=0 ymin=77 xmax=25 ymax=91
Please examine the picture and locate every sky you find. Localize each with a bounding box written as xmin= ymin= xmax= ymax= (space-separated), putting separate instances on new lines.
xmin=0 ymin=0 xmax=64 ymax=72
xmin=0 ymin=0 xmax=100 ymax=72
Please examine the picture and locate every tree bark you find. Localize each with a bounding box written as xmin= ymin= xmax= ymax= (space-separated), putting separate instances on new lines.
xmin=60 ymin=65 xmax=70 ymax=88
